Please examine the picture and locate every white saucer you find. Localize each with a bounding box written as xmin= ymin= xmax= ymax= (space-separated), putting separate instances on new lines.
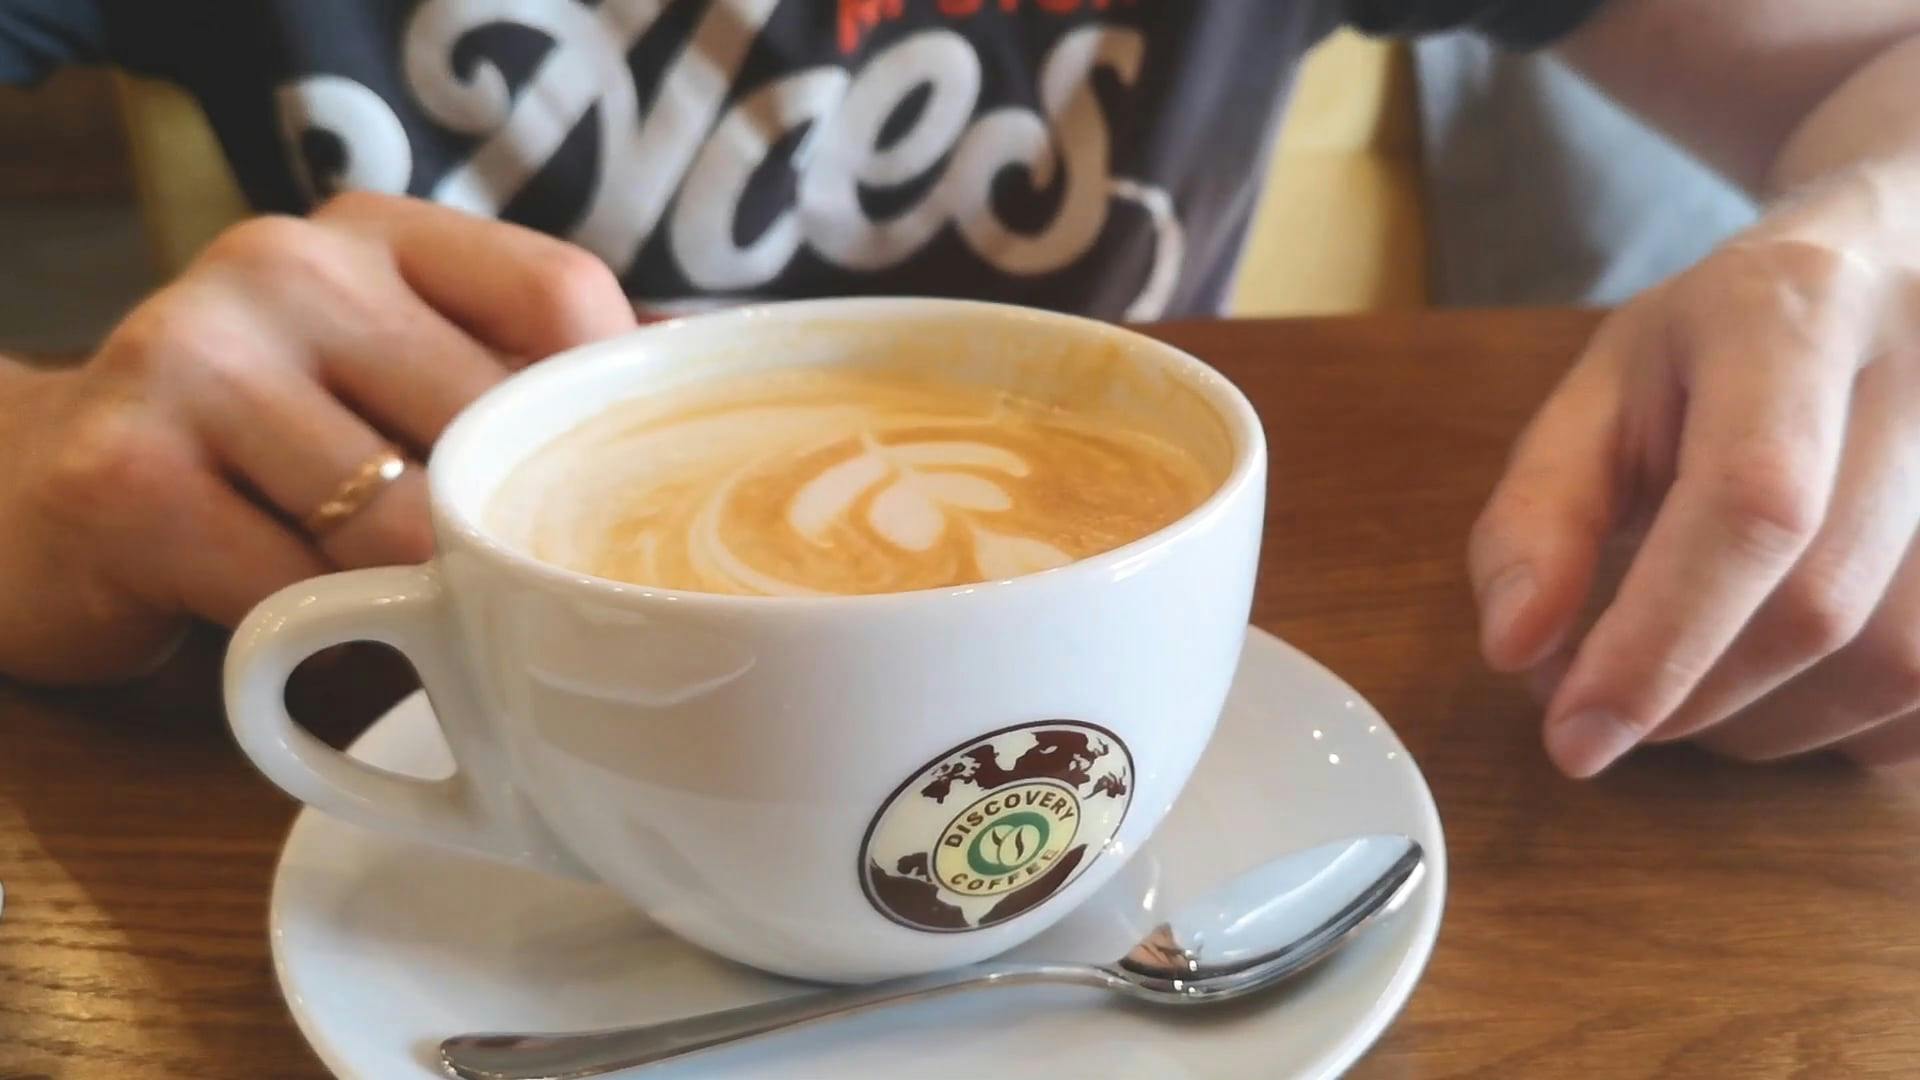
xmin=270 ymin=627 xmax=1446 ymax=1079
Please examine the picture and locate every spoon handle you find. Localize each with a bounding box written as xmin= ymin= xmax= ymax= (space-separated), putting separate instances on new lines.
xmin=439 ymin=961 xmax=1111 ymax=1079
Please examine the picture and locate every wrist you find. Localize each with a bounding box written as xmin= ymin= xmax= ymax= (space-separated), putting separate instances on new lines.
xmin=1747 ymin=149 xmax=1920 ymax=283
xmin=0 ymin=359 xmax=70 ymax=420
xmin=0 ymin=350 xmax=64 ymax=384
xmin=1766 ymin=34 xmax=1920 ymax=198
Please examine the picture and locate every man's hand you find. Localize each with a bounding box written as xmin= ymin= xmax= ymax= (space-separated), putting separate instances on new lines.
xmin=1471 ymin=160 xmax=1920 ymax=775
xmin=0 ymin=193 xmax=635 ymax=684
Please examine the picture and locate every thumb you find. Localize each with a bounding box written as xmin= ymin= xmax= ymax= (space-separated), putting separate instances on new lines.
xmin=1469 ymin=348 xmax=1627 ymax=673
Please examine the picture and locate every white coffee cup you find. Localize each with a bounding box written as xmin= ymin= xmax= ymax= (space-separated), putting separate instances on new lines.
xmin=225 ymin=298 xmax=1266 ymax=982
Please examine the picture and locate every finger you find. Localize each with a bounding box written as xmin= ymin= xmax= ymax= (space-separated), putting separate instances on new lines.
xmin=316 ymin=292 xmax=509 ymax=449
xmin=1654 ymin=357 xmax=1920 ymax=742
xmin=317 ymin=192 xmax=636 ymax=359
xmin=1527 ymin=648 xmax=1575 ymax=707
xmin=194 ymin=218 xmax=511 ymax=448
xmin=1469 ymin=328 xmax=1630 ymax=674
xmin=1694 ymin=531 xmax=1920 ymax=762
xmin=1543 ymin=310 xmax=1858 ymax=778
xmin=1839 ymin=712 xmax=1920 ymax=769
xmin=184 ymin=355 xmax=433 ymax=570
xmin=149 ymin=469 xmax=330 ymax=627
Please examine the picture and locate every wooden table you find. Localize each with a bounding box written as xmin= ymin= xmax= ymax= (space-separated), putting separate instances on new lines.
xmin=5 ymin=310 xmax=1919 ymax=1079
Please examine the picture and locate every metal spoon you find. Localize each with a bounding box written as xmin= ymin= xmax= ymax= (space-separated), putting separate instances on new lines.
xmin=441 ymin=834 xmax=1425 ymax=1080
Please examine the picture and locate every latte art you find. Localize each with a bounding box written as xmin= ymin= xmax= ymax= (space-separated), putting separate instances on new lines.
xmin=489 ymin=368 xmax=1221 ymax=597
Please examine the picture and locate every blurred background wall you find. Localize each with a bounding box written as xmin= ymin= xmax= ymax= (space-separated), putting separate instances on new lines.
xmin=0 ymin=67 xmax=155 ymax=353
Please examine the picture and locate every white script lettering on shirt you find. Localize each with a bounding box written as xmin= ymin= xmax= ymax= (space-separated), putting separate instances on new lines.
xmin=276 ymin=0 xmax=1183 ymax=318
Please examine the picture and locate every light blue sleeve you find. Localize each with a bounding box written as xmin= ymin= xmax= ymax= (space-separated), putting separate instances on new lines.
xmin=1414 ymin=32 xmax=1757 ymax=306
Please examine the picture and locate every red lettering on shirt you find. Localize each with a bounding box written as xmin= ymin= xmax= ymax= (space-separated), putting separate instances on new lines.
xmin=840 ymin=0 xmax=1139 ymax=54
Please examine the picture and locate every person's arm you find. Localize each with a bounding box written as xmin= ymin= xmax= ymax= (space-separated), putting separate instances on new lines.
xmin=1559 ymin=2 xmax=1920 ymax=193
xmin=1468 ymin=2 xmax=1920 ymax=776
xmin=0 ymin=194 xmax=636 ymax=684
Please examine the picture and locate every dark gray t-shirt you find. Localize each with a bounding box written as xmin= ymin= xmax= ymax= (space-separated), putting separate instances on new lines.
xmin=0 ymin=0 xmax=1601 ymax=317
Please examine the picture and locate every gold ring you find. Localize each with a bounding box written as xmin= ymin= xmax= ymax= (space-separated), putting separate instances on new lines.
xmin=303 ymin=449 xmax=406 ymax=536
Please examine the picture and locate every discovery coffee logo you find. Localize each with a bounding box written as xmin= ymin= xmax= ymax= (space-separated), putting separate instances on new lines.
xmin=861 ymin=719 xmax=1133 ymax=932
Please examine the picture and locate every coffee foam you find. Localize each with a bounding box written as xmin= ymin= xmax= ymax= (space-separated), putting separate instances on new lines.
xmin=488 ymin=366 xmax=1226 ymax=597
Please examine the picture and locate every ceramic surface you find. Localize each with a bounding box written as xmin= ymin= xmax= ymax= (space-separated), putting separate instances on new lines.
xmin=271 ymin=627 xmax=1446 ymax=1080
xmin=229 ymin=299 xmax=1268 ymax=980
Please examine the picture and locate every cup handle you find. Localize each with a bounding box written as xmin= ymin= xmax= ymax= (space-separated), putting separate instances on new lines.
xmin=224 ymin=564 xmax=590 ymax=879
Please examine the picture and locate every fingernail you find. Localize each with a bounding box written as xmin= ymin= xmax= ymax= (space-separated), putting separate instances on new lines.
xmin=1545 ymin=709 xmax=1640 ymax=779
xmin=1479 ymin=566 xmax=1535 ymax=666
